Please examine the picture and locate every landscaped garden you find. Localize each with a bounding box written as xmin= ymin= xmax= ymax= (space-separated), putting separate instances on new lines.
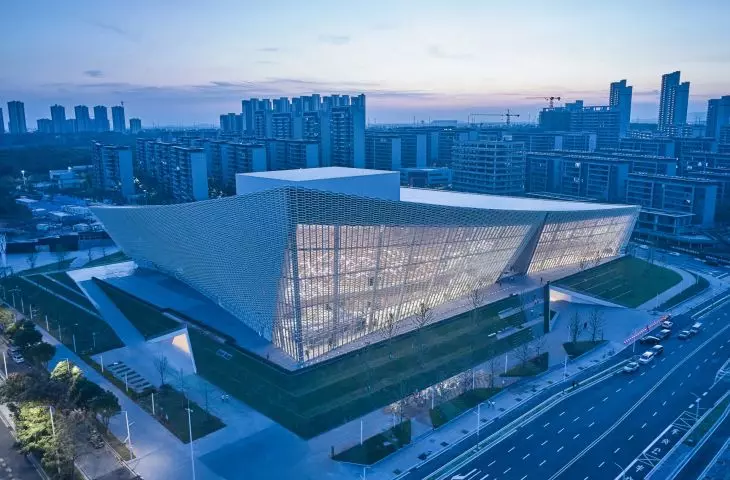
xmin=501 ymin=352 xmax=549 ymax=377
xmin=94 ymin=277 xmax=538 ymax=438
xmin=429 ymin=388 xmax=501 ymax=428
xmin=555 ymin=256 xmax=682 ymax=308
xmin=332 ymin=420 xmax=411 ymax=464
xmin=658 ymin=274 xmax=710 ymax=311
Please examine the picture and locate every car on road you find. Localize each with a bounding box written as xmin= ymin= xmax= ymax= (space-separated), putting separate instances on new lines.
xmin=661 ymin=320 xmax=674 ymax=329
xmin=678 ymin=330 xmax=692 ymax=340
xmin=651 ymin=345 xmax=664 ymax=356
xmin=669 ymin=252 xmax=681 ymax=257
xmin=639 ymin=351 xmax=655 ymax=364
xmin=640 ymin=335 xmax=661 ymax=345
xmin=639 ymin=245 xmax=649 ymax=249
xmin=656 ymin=329 xmax=671 ymax=340
xmin=690 ymin=322 xmax=703 ymax=335
xmin=623 ymin=362 xmax=640 ymax=373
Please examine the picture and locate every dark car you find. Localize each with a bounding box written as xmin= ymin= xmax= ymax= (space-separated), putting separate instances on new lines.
xmin=640 ymin=335 xmax=661 ymax=345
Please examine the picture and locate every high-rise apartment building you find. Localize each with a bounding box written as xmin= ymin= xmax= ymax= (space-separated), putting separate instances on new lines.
xmin=706 ymin=96 xmax=730 ymax=140
xmin=0 ymin=108 xmax=4 ymax=134
xmin=94 ymin=106 xmax=110 ymax=132
xmin=7 ymin=101 xmax=27 ymax=134
xmin=264 ymin=139 xmax=319 ymax=171
xmin=658 ymin=71 xmax=690 ymax=134
xmin=50 ymin=104 xmax=66 ymax=134
xmin=220 ymin=113 xmax=241 ymax=134
xmin=111 ymin=105 xmax=126 ymax=133
xmin=365 ymin=132 xmax=402 ymax=170
xmin=452 ymin=140 xmax=526 ymax=195
xmin=609 ymin=79 xmax=633 ymax=137
xmin=129 ymin=118 xmax=142 ymax=134
xmin=202 ymin=141 xmax=267 ymax=191
xmin=74 ymin=105 xmax=92 ymax=132
xmin=539 ymin=101 xmax=620 ymax=150
xmin=136 ymin=140 xmax=209 ymax=202
xmin=92 ymin=142 xmax=135 ymax=198
xmin=36 ymin=119 xmax=52 ymax=133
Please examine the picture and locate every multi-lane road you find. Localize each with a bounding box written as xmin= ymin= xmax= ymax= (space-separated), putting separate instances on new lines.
xmin=436 ymin=298 xmax=730 ymax=480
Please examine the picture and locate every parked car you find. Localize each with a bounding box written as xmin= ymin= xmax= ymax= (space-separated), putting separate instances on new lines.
xmin=669 ymin=252 xmax=681 ymax=257
xmin=661 ymin=320 xmax=674 ymax=329
xmin=651 ymin=345 xmax=664 ymax=356
xmin=640 ymin=335 xmax=661 ymax=345
xmin=656 ymin=329 xmax=671 ymax=340
xmin=678 ymin=330 xmax=692 ymax=340
xmin=639 ymin=351 xmax=655 ymax=364
xmin=10 ymin=353 xmax=24 ymax=364
xmin=623 ymin=362 xmax=640 ymax=373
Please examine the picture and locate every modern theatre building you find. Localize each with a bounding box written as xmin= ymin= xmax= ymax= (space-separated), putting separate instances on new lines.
xmin=92 ymin=167 xmax=638 ymax=364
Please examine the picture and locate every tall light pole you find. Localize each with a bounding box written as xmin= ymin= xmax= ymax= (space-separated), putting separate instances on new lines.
xmin=92 ymin=332 xmax=97 ymax=350
xmin=122 ymin=410 xmax=132 ymax=447
xmin=2 ymin=351 xmax=7 ymax=378
xmin=691 ymin=392 xmax=701 ymax=420
xmin=186 ymin=406 xmax=196 ymax=480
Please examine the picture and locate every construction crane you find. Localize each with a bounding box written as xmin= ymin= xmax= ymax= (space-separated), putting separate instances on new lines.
xmin=526 ymin=96 xmax=562 ymax=108
xmin=468 ymin=110 xmax=521 ymax=127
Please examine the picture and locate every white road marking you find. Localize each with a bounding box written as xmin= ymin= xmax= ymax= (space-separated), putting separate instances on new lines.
xmin=599 ymin=461 xmax=605 ymax=468
xmin=704 ymin=358 xmax=709 ymax=363
xmin=557 ymin=446 xmax=564 ymax=453
xmin=520 ymin=476 xmax=527 ymax=480
xmin=616 ymin=388 xmax=622 ymax=393
xmin=628 ymin=435 xmax=634 ymax=440
xmin=488 ymin=460 xmax=496 ymax=467
xmin=640 ymin=372 xmax=646 ymax=376
xmin=573 ymin=416 xmax=581 ymax=422
xmin=688 ymin=373 xmax=692 ymax=378
xmin=651 ymin=365 xmax=656 ymax=369
xmin=662 ymin=401 xmax=667 ymax=406
xmin=628 ymin=380 xmax=635 ymax=384
xmin=558 ymin=428 xmax=565 ymax=434
xmin=504 ymin=467 xmax=511 ymax=474
xmin=671 ymin=391 xmax=676 ymax=396
xmin=661 ymin=358 xmax=666 ymax=362
xmin=573 ymin=433 xmax=580 ymax=439
xmin=508 ymin=446 xmax=515 ymax=453
xmin=526 ymin=434 xmax=534 ymax=440
xmin=522 ymin=453 xmax=530 ymax=460
xmin=589 ymin=421 xmax=595 ymax=427
xmin=541 ymin=440 xmax=549 ymax=446
xmin=696 ymin=365 xmax=700 ymax=370
xmin=681 ymin=382 xmax=685 ymax=386
xmin=479 ymin=475 xmax=489 ymax=480
xmin=588 ymin=406 xmax=595 ymax=412
xmin=544 ymin=422 xmax=550 ymax=427
xmin=602 ymin=397 xmax=608 ymax=402
xmin=559 ymin=411 xmax=566 ymax=416
xmin=539 ymin=460 xmax=546 ymax=466
xmin=614 ymin=447 xmax=621 ymax=453
xmin=653 ymin=411 xmax=658 ymax=417
xmin=642 ymin=423 xmax=647 ymax=429
xmin=703 ymin=391 xmax=708 ymax=396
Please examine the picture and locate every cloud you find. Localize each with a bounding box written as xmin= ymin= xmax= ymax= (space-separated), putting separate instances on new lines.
xmin=83 ymin=70 xmax=104 ymax=78
xmin=86 ymin=20 xmax=137 ymax=41
xmin=427 ymin=45 xmax=473 ymax=60
xmin=256 ymin=60 xmax=278 ymax=65
xmin=257 ymin=47 xmax=280 ymax=52
xmin=318 ymin=35 xmax=350 ymax=46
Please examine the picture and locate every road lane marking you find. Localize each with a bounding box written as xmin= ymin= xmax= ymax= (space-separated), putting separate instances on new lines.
xmin=541 ymin=440 xmax=548 ymax=446
xmin=520 ymin=476 xmax=527 ymax=480
xmin=671 ymin=391 xmax=676 ymax=396
xmin=653 ymin=411 xmax=658 ymax=416
xmin=703 ymin=391 xmax=708 ymax=396
xmin=479 ymin=475 xmax=489 ymax=480
xmin=573 ymin=416 xmax=580 ymax=422
xmin=557 ymin=446 xmax=564 ymax=453
xmin=628 ymin=380 xmax=634 ymax=384
xmin=651 ymin=365 xmax=656 ymax=369
xmin=504 ymin=467 xmax=511 ymax=474
xmin=573 ymin=433 xmax=580 ymax=439
xmin=558 ymin=428 xmax=564 ymax=434
xmin=688 ymin=373 xmax=692 ymax=378
xmin=628 ymin=435 xmax=634 ymax=440
xmin=588 ymin=406 xmax=595 ymax=412
xmin=539 ymin=460 xmax=546 ymax=466
xmin=642 ymin=423 xmax=647 ymax=429
xmin=640 ymin=372 xmax=646 ymax=376
xmin=681 ymin=382 xmax=684 ymax=386
xmin=602 ymin=397 xmax=608 ymax=402
xmin=661 ymin=358 xmax=666 ymax=362
xmin=526 ymin=434 xmax=534 ymax=440
xmin=589 ymin=421 xmax=595 ymax=427
xmin=488 ymin=460 xmax=496 ymax=467
xmin=696 ymin=365 xmax=700 ymax=370
xmin=543 ymin=422 xmax=550 ymax=427
xmin=662 ymin=401 xmax=667 ymax=406
xmin=614 ymin=447 xmax=620 ymax=453
xmin=704 ymin=358 xmax=709 ymax=363
xmin=599 ymin=461 xmax=605 ymax=468
xmin=522 ymin=453 xmax=530 ymax=460
xmin=559 ymin=411 xmax=565 ymax=416
xmin=616 ymin=388 xmax=622 ymax=393
xmin=508 ymin=446 xmax=515 ymax=453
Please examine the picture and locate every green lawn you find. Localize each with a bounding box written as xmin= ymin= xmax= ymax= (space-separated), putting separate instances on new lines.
xmin=501 ymin=352 xmax=549 ymax=377
xmin=563 ymin=341 xmax=605 ymax=359
xmin=684 ymin=396 xmax=730 ymax=445
xmin=555 ymin=256 xmax=682 ymax=308
xmin=95 ymin=277 xmax=537 ymax=438
xmin=0 ymin=277 xmax=123 ymax=354
xmin=28 ymin=274 xmax=97 ymax=311
xmin=430 ymin=388 xmax=502 ymax=428
xmin=137 ymin=385 xmax=225 ymax=443
xmin=20 ymin=258 xmax=75 ymax=275
xmin=333 ymin=420 xmax=411 ymax=465
xmin=47 ymin=272 xmax=83 ymax=293
xmin=658 ymin=275 xmax=710 ymax=311
xmin=84 ymin=251 xmax=130 ymax=268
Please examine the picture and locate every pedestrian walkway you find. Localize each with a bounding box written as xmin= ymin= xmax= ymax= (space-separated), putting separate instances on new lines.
xmin=636 ymin=262 xmax=696 ymax=311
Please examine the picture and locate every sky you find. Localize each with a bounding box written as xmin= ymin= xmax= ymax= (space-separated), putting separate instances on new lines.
xmin=1 ymin=0 xmax=729 ymax=127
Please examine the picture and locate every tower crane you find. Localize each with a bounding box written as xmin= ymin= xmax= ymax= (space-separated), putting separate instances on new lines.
xmin=526 ymin=96 xmax=562 ymax=108
xmin=468 ymin=109 xmax=521 ymax=127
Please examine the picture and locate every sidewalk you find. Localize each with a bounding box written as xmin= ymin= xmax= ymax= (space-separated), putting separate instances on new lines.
xmin=636 ymin=262 xmax=697 ymax=311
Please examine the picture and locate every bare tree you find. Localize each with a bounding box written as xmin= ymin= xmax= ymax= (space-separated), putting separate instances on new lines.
xmin=588 ymin=308 xmax=604 ymax=343
xmin=578 ymin=258 xmax=587 ymax=271
xmin=569 ymin=311 xmax=582 ymax=345
xmin=487 ymin=353 xmax=499 ymax=388
xmin=153 ymin=355 xmax=169 ymax=386
xmin=532 ymin=333 xmax=547 ymax=358
xmin=200 ymin=382 xmax=212 ymax=422
xmin=54 ymin=246 xmax=68 ymax=269
xmin=383 ymin=312 xmax=398 ymax=359
xmin=412 ymin=302 xmax=432 ymax=357
xmin=176 ymin=368 xmax=187 ymax=408
xmin=514 ymin=340 xmax=533 ymax=368
xmin=26 ymin=251 xmax=39 ymax=271
xmin=592 ymin=251 xmax=602 ymax=268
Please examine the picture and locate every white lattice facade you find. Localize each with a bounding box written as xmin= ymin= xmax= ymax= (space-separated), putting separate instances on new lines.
xmin=93 ymin=173 xmax=638 ymax=363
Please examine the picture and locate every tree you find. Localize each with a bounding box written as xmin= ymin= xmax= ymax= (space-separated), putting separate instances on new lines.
xmin=26 ymin=251 xmax=39 ymax=271
xmin=532 ymin=333 xmax=547 ymax=358
xmin=153 ymin=354 xmax=170 ymax=386
xmin=8 ymin=320 xmax=42 ymax=351
xmin=487 ymin=352 xmax=499 ymax=388
xmin=514 ymin=339 xmax=532 ymax=368
xmin=90 ymin=390 xmax=121 ymax=430
xmin=0 ymin=371 xmax=66 ymax=405
xmin=175 ymin=368 xmax=187 ymax=408
xmin=412 ymin=302 xmax=433 ymax=359
xmin=54 ymin=246 xmax=68 ymax=269
xmin=383 ymin=313 xmax=399 ymax=359
xmin=569 ymin=311 xmax=582 ymax=345
xmin=588 ymin=307 xmax=604 ymax=343
xmin=24 ymin=341 xmax=56 ymax=368
xmin=578 ymin=258 xmax=588 ymax=271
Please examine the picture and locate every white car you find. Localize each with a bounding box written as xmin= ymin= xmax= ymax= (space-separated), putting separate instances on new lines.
xmin=623 ymin=362 xmax=640 ymax=373
xmin=639 ymin=245 xmax=649 ymax=249
xmin=661 ymin=321 xmax=674 ymax=329
xmin=669 ymin=252 xmax=680 ymax=257
xmin=638 ymin=351 xmax=655 ymax=364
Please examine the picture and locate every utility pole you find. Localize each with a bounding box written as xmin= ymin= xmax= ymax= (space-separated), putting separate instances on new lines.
xmin=187 ymin=405 xmax=196 ymax=480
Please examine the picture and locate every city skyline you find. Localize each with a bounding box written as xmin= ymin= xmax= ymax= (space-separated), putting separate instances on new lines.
xmin=1 ymin=0 xmax=729 ymax=126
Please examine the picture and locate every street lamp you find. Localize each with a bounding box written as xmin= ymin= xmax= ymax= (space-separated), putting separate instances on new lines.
xmin=690 ymin=392 xmax=702 ymax=420
xmin=186 ymin=406 xmax=196 ymax=480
